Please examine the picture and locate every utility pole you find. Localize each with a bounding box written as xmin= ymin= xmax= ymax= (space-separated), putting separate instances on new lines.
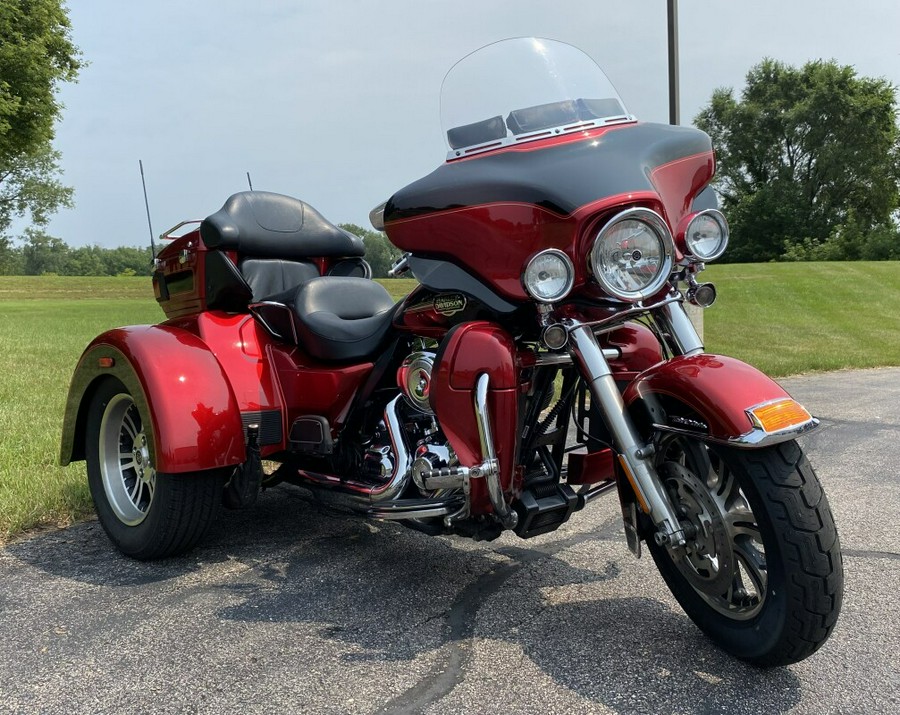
xmin=667 ymin=0 xmax=703 ymax=337
xmin=667 ymin=0 xmax=680 ymax=125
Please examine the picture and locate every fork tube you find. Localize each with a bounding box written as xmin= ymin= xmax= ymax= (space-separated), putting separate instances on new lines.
xmin=568 ymin=323 xmax=686 ymax=546
xmin=655 ymin=300 xmax=704 ymax=356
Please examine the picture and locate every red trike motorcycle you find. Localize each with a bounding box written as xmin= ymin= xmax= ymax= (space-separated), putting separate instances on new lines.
xmin=61 ymin=38 xmax=841 ymax=665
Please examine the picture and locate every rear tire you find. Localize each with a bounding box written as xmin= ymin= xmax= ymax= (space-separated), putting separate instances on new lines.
xmin=85 ymin=378 xmax=224 ymax=560
xmin=648 ymin=438 xmax=843 ymax=666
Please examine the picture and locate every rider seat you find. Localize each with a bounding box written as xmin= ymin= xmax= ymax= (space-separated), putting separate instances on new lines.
xmin=288 ymin=277 xmax=396 ymax=362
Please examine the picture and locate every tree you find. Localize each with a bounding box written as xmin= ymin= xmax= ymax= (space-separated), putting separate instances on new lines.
xmin=696 ymin=59 xmax=900 ymax=262
xmin=339 ymin=223 xmax=402 ymax=278
xmin=21 ymin=227 xmax=68 ymax=274
xmin=0 ymin=0 xmax=82 ymax=236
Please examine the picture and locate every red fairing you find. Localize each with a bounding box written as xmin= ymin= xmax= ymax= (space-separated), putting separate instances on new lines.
xmin=386 ymin=195 xmax=660 ymax=302
xmin=431 ymin=322 xmax=519 ymax=514
xmin=622 ymin=354 xmax=792 ymax=440
xmin=77 ymin=325 xmax=246 ymax=473
xmin=384 ymin=122 xmax=715 ymax=303
xmin=649 ymin=151 xmax=716 ymax=230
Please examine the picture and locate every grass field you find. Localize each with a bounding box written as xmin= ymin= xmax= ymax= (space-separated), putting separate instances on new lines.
xmin=1 ymin=264 xmax=898 ymax=543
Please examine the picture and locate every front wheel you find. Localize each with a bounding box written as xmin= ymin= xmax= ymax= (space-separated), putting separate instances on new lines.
xmin=85 ymin=378 xmax=224 ymax=560
xmin=648 ymin=437 xmax=843 ymax=666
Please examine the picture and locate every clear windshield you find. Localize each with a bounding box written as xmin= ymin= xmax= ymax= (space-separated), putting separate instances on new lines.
xmin=440 ymin=38 xmax=634 ymax=160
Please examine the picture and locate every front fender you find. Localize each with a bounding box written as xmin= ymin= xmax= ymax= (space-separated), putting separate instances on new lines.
xmin=622 ymin=354 xmax=818 ymax=446
xmin=60 ymin=325 xmax=246 ymax=473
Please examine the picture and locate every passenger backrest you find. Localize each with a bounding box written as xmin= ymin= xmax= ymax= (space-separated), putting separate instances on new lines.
xmin=200 ymin=191 xmax=368 ymax=306
xmin=240 ymin=258 xmax=320 ymax=302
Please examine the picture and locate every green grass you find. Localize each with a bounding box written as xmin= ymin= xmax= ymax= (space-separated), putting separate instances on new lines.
xmin=0 ymin=277 xmax=163 ymax=543
xmin=0 ymin=265 xmax=898 ymax=542
xmin=703 ymin=262 xmax=900 ymax=376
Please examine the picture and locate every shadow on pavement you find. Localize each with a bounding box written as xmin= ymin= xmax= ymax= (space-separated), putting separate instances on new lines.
xmin=5 ymin=483 xmax=801 ymax=714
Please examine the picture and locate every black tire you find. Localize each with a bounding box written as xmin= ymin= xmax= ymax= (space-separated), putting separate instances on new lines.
xmin=85 ymin=378 xmax=224 ymax=560
xmin=648 ymin=438 xmax=843 ymax=667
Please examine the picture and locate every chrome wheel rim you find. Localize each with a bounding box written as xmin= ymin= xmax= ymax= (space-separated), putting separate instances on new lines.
xmin=658 ymin=437 xmax=767 ymax=621
xmin=98 ymin=394 xmax=156 ymax=526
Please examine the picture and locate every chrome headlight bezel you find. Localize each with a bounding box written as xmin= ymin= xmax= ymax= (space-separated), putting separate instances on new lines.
xmin=522 ymin=248 xmax=575 ymax=303
xmin=588 ymin=207 xmax=675 ymax=302
xmin=681 ymin=209 xmax=729 ymax=261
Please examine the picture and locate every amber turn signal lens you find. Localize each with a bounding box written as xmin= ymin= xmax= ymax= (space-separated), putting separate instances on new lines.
xmin=748 ymin=399 xmax=812 ymax=433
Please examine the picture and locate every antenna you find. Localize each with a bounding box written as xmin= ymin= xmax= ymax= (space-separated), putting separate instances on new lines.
xmin=139 ymin=160 xmax=157 ymax=260
xmin=246 ymin=171 xmax=254 ymax=191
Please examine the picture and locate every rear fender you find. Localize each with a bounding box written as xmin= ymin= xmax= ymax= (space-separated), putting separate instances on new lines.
xmin=622 ymin=354 xmax=818 ymax=447
xmin=60 ymin=325 xmax=246 ymax=473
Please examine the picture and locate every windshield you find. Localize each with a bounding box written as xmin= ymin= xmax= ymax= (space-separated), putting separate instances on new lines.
xmin=440 ymin=37 xmax=634 ymax=160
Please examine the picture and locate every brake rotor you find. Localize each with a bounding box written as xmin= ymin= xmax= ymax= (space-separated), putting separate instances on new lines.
xmin=660 ymin=461 xmax=736 ymax=597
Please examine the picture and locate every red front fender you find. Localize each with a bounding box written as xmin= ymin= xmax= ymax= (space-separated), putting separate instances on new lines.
xmin=622 ymin=354 xmax=814 ymax=444
xmin=60 ymin=325 xmax=246 ymax=473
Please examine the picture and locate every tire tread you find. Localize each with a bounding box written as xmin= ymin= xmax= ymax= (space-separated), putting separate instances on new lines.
xmin=740 ymin=441 xmax=843 ymax=665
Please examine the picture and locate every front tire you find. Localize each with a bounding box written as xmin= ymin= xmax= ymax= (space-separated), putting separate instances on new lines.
xmin=648 ymin=438 xmax=843 ymax=666
xmin=86 ymin=378 xmax=223 ymax=560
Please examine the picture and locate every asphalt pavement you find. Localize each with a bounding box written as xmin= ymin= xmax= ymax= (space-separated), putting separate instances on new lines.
xmin=1 ymin=367 xmax=898 ymax=714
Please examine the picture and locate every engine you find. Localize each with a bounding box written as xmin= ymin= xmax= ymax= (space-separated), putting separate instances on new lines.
xmin=397 ymin=351 xmax=436 ymax=414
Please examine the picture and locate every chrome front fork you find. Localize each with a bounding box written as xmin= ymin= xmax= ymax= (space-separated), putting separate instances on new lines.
xmin=567 ymin=306 xmax=701 ymax=547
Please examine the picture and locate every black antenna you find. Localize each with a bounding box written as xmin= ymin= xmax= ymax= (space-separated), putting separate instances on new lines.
xmin=139 ymin=160 xmax=157 ymax=259
xmin=246 ymin=171 xmax=254 ymax=191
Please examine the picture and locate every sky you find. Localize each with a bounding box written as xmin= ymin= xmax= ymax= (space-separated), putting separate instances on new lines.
xmin=27 ymin=0 xmax=900 ymax=248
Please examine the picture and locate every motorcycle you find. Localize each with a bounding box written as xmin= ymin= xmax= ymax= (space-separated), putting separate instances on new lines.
xmin=60 ymin=38 xmax=842 ymax=666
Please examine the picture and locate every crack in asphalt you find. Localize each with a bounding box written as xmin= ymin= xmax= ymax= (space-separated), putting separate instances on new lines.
xmin=842 ymin=549 xmax=900 ymax=561
xmin=814 ymin=417 xmax=900 ymax=430
xmin=377 ymin=515 xmax=623 ymax=714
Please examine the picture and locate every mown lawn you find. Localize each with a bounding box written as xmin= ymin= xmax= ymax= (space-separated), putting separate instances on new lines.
xmin=0 ymin=265 xmax=897 ymax=542
xmin=0 ymin=278 xmax=162 ymax=542
xmin=703 ymin=262 xmax=900 ymax=376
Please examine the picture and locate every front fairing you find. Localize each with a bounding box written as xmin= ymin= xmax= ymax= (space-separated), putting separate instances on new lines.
xmin=382 ymin=37 xmax=714 ymax=303
xmin=384 ymin=122 xmax=713 ymax=301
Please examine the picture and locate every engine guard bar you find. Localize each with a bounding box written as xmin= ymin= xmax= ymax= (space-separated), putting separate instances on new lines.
xmin=438 ymin=373 xmax=519 ymax=530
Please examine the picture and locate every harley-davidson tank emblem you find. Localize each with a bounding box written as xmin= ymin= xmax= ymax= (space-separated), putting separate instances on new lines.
xmin=433 ymin=294 xmax=466 ymax=316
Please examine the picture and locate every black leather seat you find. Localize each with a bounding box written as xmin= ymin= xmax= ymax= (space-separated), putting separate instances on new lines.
xmin=239 ymin=258 xmax=319 ymax=302
xmin=201 ymin=191 xmax=369 ymax=305
xmin=201 ymin=191 xmax=365 ymax=258
xmin=289 ymin=277 xmax=396 ymax=362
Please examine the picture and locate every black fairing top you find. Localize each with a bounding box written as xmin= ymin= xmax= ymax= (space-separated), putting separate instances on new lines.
xmin=201 ymin=191 xmax=365 ymax=259
xmin=384 ymin=123 xmax=712 ymax=221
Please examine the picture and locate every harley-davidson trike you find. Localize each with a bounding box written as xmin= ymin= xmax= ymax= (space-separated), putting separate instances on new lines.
xmin=61 ymin=38 xmax=841 ymax=665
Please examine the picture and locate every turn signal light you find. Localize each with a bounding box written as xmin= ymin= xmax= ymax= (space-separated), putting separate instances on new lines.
xmin=748 ymin=399 xmax=812 ymax=433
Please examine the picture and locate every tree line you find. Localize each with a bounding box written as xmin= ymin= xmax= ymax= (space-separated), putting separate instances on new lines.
xmin=0 ymin=223 xmax=401 ymax=278
xmin=0 ymin=229 xmax=153 ymax=276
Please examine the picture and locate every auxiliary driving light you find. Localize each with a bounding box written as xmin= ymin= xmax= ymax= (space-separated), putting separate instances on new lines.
xmin=542 ymin=323 xmax=568 ymax=350
xmin=687 ymin=282 xmax=717 ymax=308
xmin=523 ymin=249 xmax=575 ymax=303
xmin=681 ymin=210 xmax=729 ymax=261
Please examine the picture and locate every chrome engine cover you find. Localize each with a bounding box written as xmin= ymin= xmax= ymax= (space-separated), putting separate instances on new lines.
xmin=397 ymin=351 xmax=436 ymax=414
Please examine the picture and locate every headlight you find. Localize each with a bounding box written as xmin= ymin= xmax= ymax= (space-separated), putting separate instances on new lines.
xmin=589 ymin=208 xmax=674 ymax=301
xmin=682 ymin=209 xmax=729 ymax=261
xmin=523 ymin=249 xmax=574 ymax=303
